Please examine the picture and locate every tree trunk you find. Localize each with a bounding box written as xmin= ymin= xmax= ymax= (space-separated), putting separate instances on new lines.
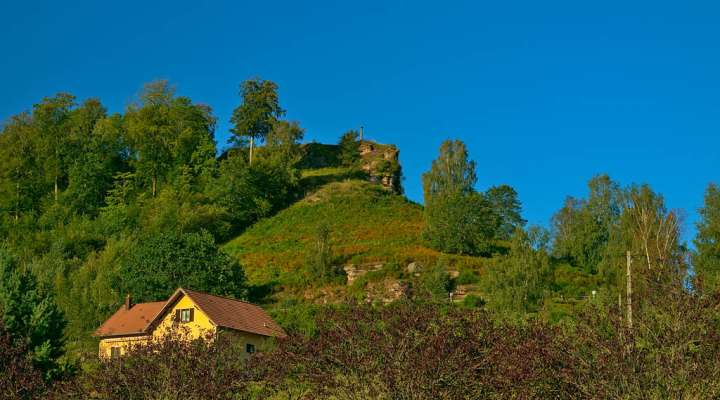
xmin=152 ymin=175 xmax=157 ymax=197
xmin=15 ymin=180 xmax=19 ymax=221
xmin=626 ymin=251 xmax=633 ymax=330
xmin=249 ymin=136 xmax=255 ymax=165
xmin=54 ymin=175 xmax=58 ymax=202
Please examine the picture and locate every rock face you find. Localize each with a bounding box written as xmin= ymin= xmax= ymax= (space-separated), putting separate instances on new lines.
xmin=406 ymin=262 xmax=423 ymax=274
xmin=384 ymin=281 xmax=410 ymax=303
xmin=359 ymin=141 xmax=402 ymax=193
xmin=297 ymin=140 xmax=402 ymax=193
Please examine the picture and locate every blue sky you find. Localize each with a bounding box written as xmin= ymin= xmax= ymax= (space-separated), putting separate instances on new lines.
xmin=1 ymin=1 xmax=718 ymax=242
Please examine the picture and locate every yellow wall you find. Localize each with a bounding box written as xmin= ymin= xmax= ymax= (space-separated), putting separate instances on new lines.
xmin=99 ymin=335 xmax=150 ymax=358
xmin=99 ymin=293 xmax=216 ymax=358
xmin=218 ymin=328 xmax=270 ymax=359
xmin=152 ymin=294 xmax=216 ymax=340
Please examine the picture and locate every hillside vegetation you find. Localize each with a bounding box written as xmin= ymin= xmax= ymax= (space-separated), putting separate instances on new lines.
xmin=224 ymin=178 xmax=428 ymax=284
xmin=4 ymin=78 xmax=720 ymax=399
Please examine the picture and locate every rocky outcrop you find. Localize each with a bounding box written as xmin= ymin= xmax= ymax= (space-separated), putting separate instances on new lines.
xmin=359 ymin=141 xmax=401 ymax=193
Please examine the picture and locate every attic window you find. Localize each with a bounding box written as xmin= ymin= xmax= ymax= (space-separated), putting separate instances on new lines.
xmin=177 ymin=308 xmax=194 ymax=323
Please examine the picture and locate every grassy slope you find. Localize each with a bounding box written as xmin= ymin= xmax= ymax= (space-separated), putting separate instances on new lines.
xmin=223 ymin=166 xmax=497 ymax=309
xmin=223 ymin=175 xmax=435 ymax=285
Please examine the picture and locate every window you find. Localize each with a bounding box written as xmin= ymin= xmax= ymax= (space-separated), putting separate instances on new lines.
xmin=177 ymin=308 xmax=194 ymax=323
xmin=246 ymin=343 xmax=255 ymax=354
xmin=110 ymin=346 xmax=121 ymax=360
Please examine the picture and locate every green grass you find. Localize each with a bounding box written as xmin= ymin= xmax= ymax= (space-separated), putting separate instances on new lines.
xmin=223 ymin=179 xmax=434 ymax=285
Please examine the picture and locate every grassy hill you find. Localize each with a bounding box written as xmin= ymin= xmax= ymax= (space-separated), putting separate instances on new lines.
xmin=223 ymin=174 xmax=432 ymax=285
xmin=222 ymin=165 xmax=498 ymax=309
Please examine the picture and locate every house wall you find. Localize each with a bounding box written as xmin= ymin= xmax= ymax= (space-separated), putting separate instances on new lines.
xmin=152 ymin=294 xmax=216 ymax=340
xmin=98 ymin=335 xmax=151 ymax=358
xmin=218 ymin=328 xmax=271 ymax=359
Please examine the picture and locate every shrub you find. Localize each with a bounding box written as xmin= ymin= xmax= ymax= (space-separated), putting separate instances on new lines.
xmin=0 ymin=322 xmax=48 ymax=400
xmin=462 ymin=294 xmax=486 ymax=308
xmin=456 ymin=266 xmax=481 ymax=285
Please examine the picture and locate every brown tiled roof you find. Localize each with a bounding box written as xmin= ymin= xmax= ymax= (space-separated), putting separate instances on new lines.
xmin=95 ymin=289 xmax=286 ymax=339
xmin=182 ymin=289 xmax=286 ymax=338
xmin=94 ymin=301 xmax=165 ymax=338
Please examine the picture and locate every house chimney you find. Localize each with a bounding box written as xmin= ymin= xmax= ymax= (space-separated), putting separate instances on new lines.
xmin=125 ymin=294 xmax=132 ymax=310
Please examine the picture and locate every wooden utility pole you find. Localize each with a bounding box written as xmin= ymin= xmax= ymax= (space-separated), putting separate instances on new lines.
xmin=626 ymin=250 xmax=633 ymax=330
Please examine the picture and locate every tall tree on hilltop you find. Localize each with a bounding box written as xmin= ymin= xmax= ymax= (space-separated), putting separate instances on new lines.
xmin=694 ymin=183 xmax=720 ymax=292
xmin=230 ymin=78 xmax=285 ymax=164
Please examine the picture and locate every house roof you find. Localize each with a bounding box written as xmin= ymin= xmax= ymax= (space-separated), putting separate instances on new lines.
xmin=181 ymin=289 xmax=286 ymax=338
xmin=95 ymin=288 xmax=286 ymax=339
xmin=94 ymin=301 xmax=166 ymax=337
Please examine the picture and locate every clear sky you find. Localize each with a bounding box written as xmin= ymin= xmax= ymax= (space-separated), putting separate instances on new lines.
xmin=1 ymin=1 xmax=718 ymax=242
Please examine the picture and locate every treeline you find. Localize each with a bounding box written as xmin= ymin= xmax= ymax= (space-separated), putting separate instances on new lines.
xmin=421 ymin=139 xmax=720 ymax=318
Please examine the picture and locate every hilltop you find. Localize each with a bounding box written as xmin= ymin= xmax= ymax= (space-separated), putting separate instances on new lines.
xmin=223 ymin=141 xmax=492 ymax=305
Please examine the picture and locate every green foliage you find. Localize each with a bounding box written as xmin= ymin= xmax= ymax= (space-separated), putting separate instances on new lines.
xmin=305 ymin=223 xmax=344 ymax=285
xmin=269 ymin=298 xmax=319 ymax=337
xmin=125 ymin=80 xmax=216 ymax=197
xmin=211 ymin=152 xmax=300 ymax=236
xmin=422 ymin=140 xmax=510 ymax=256
xmin=0 ymin=247 xmax=67 ymax=380
xmin=229 ymin=78 xmax=285 ymax=162
xmin=424 ymin=191 xmax=496 ymax=255
xmin=421 ymin=139 xmax=477 ymax=202
xmin=462 ymin=294 xmax=486 ymax=308
xmin=484 ymin=227 xmax=552 ymax=318
xmin=119 ymin=230 xmax=248 ymax=302
xmin=338 ymin=130 xmax=360 ymax=167
xmin=456 ymin=265 xmax=481 ymax=285
xmin=55 ymin=237 xmax=133 ymax=355
xmin=223 ymin=180 xmax=427 ymax=285
xmin=418 ymin=259 xmax=454 ymax=301
xmin=694 ymin=183 xmax=720 ymax=292
xmin=551 ymin=174 xmax=623 ymax=275
xmin=485 ymin=184 xmax=526 ymax=240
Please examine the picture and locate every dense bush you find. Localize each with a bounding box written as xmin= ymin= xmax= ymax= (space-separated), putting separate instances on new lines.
xmin=44 ymin=293 xmax=720 ymax=400
xmin=0 ymin=322 xmax=48 ymax=400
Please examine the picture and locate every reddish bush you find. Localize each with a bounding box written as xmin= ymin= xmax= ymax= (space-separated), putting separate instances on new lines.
xmin=250 ymin=301 xmax=578 ymax=399
xmin=0 ymin=322 xmax=48 ymax=400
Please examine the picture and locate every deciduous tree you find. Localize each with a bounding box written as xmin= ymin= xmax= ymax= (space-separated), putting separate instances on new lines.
xmin=229 ymin=78 xmax=285 ymax=164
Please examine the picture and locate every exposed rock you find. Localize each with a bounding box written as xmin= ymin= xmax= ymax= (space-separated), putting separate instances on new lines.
xmin=452 ymin=285 xmax=469 ymax=302
xmin=384 ymin=281 xmax=410 ymax=303
xmin=343 ymin=263 xmax=383 ymax=286
xmin=448 ymin=270 xmax=460 ymax=279
xmin=406 ymin=262 xmax=423 ymax=273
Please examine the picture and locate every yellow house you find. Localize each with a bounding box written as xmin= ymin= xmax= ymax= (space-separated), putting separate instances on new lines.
xmin=94 ymin=288 xmax=286 ymax=359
